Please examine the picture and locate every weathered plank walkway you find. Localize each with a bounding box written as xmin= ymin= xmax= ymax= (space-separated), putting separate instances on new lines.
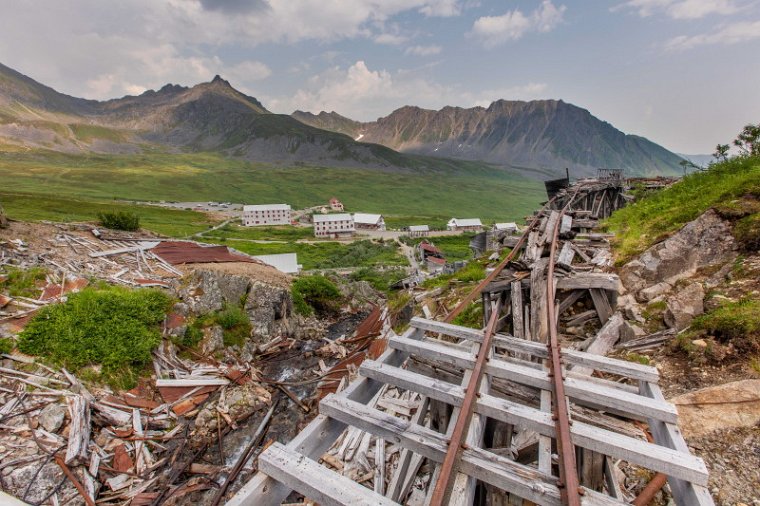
xmin=228 ymin=175 xmax=713 ymax=506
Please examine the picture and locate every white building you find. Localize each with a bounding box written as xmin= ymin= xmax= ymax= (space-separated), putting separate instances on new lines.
xmin=493 ymin=222 xmax=519 ymax=233
xmin=313 ymin=213 xmax=355 ymax=238
xmin=242 ymin=204 xmax=291 ymax=226
xmin=253 ymin=253 xmax=302 ymax=274
xmin=408 ymin=225 xmax=429 ymax=237
xmin=447 ymin=218 xmax=483 ymax=232
xmin=353 ymin=213 xmax=386 ymax=231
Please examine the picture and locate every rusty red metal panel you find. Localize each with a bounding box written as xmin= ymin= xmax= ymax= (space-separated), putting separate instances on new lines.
xmin=151 ymin=241 xmax=256 ymax=265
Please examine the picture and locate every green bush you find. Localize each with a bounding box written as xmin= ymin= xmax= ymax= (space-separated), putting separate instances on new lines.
xmin=292 ymin=275 xmax=342 ymax=315
xmin=98 ymin=210 xmax=140 ymax=231
xmin=17 ymin=286 xmax=171 ymax=389
xmin=215 ymin=305 xmax=251 ymax=347
xmin=0 ymin=266 xmax=47 ymax=297
xmin=350 ymin=267 xmax=407 ymax=293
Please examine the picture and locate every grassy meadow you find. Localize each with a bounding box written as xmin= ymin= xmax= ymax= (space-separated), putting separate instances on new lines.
xmin=0 ymin=149 xmax=544 ymax=223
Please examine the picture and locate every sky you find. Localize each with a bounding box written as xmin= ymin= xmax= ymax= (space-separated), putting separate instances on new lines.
xmin=1 ymin=0 xmax=759 ymax=154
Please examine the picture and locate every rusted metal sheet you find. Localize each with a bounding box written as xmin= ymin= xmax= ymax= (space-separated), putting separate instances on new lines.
xmin=151 ymin=241 xmax=256 ymax=265
xmin=40 ymin=277 xmax=89 ymax=300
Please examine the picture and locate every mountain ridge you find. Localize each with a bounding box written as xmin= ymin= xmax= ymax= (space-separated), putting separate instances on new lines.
xmin=292 ymin=100 xmax=685 ymax=177
xmin=0 ymin=62 xmax=683 ymax=177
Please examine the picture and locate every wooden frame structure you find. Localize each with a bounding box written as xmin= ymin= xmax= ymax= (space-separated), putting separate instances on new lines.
xmin=229 ymin=316 xmax=712 ymax=505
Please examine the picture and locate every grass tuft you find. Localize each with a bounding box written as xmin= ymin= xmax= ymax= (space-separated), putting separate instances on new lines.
xmin=0 ymin=266 xmax=47 ymax=298
xmin=16 ymin=286 xmax=171 ymax=390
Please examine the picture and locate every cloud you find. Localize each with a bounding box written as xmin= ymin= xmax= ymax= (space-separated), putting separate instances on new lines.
xmin=418 ymin=0 xmax=462 ymax=17
xmin=471 ymin=1 xmax=566 ymax=47
xmin=404 ymin=45 xmax=442 ymax=56
xmin=197 ymin=0 xmax=269 ymax=14
xmin=374 ymin=33 xmax=408 ymax=45
xmin=614 ymin=0 xmax=739 ymax=19
xmin=266 ymin=60 xmax=547 ymax=120
xmin=665 ymin=19 xmax=760 ymax=50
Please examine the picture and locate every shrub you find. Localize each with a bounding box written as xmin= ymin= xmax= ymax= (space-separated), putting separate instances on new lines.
xmin=292 ymin=275 xmax=342 ymax=315
xmin=0 ymin=266 xmax=47 ymax=297
xmin=215 ymin=305 xmax=251 ymax=347
xmin=350 ymin=267 xmax=407 ymax=293
xmin=17 ymin=286 xmax=171 ymax=390
xmin=98 ymin=211 xmax=140 ymax=231
xmin=0 ymin=337 xmax=13 ymax=355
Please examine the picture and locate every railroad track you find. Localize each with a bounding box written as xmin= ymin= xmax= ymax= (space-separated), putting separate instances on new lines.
xmin=231 ymin=178 xmax=713 ymax=506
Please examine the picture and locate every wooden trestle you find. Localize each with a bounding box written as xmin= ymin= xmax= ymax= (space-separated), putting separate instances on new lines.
xmin=228 ymin=177 xmax=714 ymax=506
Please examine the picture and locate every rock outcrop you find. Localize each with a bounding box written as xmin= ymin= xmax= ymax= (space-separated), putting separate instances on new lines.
xmin=172 ymin=268 xmax=328 ymax=345
xmin=192 ymin=382 xmax=272 ymax=447
xmin=669 ymin=380 xmax=760 ymax=438
xmin=663 ymin=282 xmax=705 ymax=330
xmin=620 ymin=210 xmax=737 ymax=298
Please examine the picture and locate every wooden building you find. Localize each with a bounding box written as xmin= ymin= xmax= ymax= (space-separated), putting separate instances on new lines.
xmin=242 ymin=204 xmax=291 ymax=226
xmin=313 ymin=213 xmax=355 ymax=238
xmin=353 ymin=213 xmax=386 ymax=231
xmin=447 ymin=218 xmax=483 ymax=232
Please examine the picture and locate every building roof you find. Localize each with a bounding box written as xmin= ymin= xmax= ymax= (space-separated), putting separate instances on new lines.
xmin=253 ymin=253 xmax=301 ymax=274
xmin=243 ymin=204 xmax=291 ymax=212
xmin=313 ymin=213 xmax=353 ymax=223
xmin=409 ymin=225 xmax=429 ymax=232
xmin=353 ymin=213 xmax=383 ymax=225
xmin=152 ymin=241 xmax=256 ymax=265
xmin=420 ymin=242 xmax=443 ymax=255
xmin=494 ymin=222 xmax=518 ymax=230
xmin=448 ymin=218 xmax=483 ymax=227
xmin=427 ymin=256 xmax=446 ymax=265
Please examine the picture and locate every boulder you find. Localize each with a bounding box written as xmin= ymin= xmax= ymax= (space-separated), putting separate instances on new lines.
xmin=620 ymin=210 xmax=737 ymax=296
xmin=200 ymin=325 xmax=224 ymax=355
xmin=639 ymin=281 xmax=672 ymax=302
xmin=619 ymin=320 xmax=646 ymax=343
xmin=670 ymin=380 xmax=760 ymax=438
xmin=37 ymin=403 xmax=67 ymax=433
xmin=663 ymin=282 xmax=705 ymax=331
xmin=245 ymin=281 xmax=292 ymax=342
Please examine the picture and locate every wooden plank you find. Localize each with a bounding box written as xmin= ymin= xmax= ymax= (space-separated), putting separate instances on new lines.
xmin=359 ymin=362 xmax=706 ymax=484
xmin=556 ymin=242 xmax=575 ymax=269
xmin=320 ymin=395 xmax=624 ymax=506
xmin=228 ymin=328 xmax=424 ymax=506
xmin=640 ymin=382 xmax=716 ymax=506
xmin=258 ymin=442 xmax=397 ymax=506
xmin=385 ymin=397 xmax=429 ymax=501
xmin=541 ymin=211 xmax=560 ymax=245
xmin=409 ymin=318 xmax=660 ymax=383
xmin=574 ymin=314 xmax=624 ymax=376
xmin=560 ymin=215 xmax=573 ymax=235
xmin=511 ymin=281 xmax=524 ymax=339
xmin=386 ymin=336 xmax=676 ymax=423
xmin=529 ymin=258 xmax=549 ymax=343
xmin=589 ymin=289 xmax=613 ymax=325
xmin=556 ymin=273 xmax=620 ymax=292
xmin=155 ymin=378 xmax=229 ymax=387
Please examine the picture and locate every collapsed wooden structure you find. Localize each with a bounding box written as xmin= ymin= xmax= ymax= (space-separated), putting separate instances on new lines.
xmin=229 ymin=177 xmax=713 ymax=506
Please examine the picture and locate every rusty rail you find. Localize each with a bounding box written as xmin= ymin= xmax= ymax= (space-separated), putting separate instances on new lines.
xmin=429 ymin=306 xmax=500 ymax=505
xmin=545 ymin=190 xmax=583 ymax=506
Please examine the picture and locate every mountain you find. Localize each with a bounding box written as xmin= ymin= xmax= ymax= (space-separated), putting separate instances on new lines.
xmin=0 ymin=63 xmax=435 ymax=170
xmin=293 ymin=101 xmax=685 ymax=177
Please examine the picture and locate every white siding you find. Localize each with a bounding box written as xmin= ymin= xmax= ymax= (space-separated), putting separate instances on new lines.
xmin=242 ymin=204 xmax=292 ymax=226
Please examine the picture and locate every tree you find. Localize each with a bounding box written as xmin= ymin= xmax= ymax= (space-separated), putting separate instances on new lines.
xmin=733 ymin=123 xmax=760 ymax=157
xmin=713 ymin=143 xmax=730 ymax=162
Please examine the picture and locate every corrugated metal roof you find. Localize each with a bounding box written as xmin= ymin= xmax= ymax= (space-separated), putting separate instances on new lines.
xmin=313 ymin=213 xmax=353 ymax=223
xmin=427 ymin=256 xmax=446 ymax=265
xmin=151 ymin=241 xmax=256 ymax=265
xmin=243 ymin=204 xmax=291 ymax=212
xmin=448 ymin=218 xmax=482 ymax=227
xmin=494 ymin=222 xmax=518 ymax=230
xmin=420 ymin=242 xmax=443 ymax=254
xmin=253 ymin=253 xmax=301 ymax=274
xmin=353 ymin=213 xmax=383 ymax=225
xmin=409 ymin=225 xmax=429 ymax=232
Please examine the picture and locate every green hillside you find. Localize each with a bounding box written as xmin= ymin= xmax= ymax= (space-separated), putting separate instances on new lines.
xmin=0 ymin=149 xmax=544 ymax=223
xmin=606 ymin=155 xmax=760 ymax=263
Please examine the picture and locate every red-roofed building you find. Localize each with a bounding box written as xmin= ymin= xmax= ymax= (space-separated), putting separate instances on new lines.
xmin=329 ymin=197 xmax=344 ymax=211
